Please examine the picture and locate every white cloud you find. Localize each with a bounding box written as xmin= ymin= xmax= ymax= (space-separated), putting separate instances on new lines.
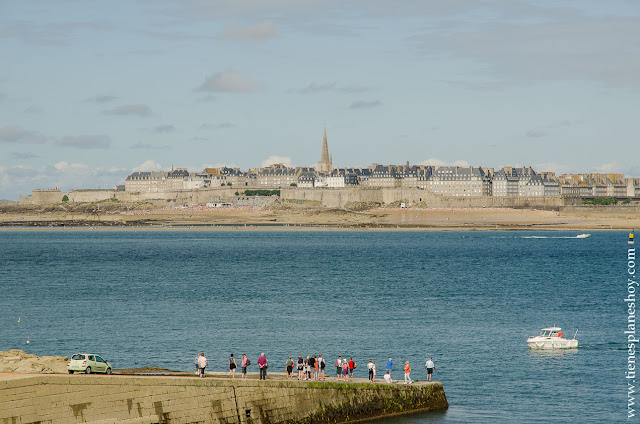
xmin=418 ymin=158 xmax=469 ymax=167
xmin=219 ymin=20 xmax=277 ymax=40
xmin=54 ymin=161 xmax=89 ymax=171
xmin=132 ymin=160 xmax=164 ymax=172
xmin=197 ymin=70 xmax=261 ymax=93
xmin=261 ymin=155 xmax=293 ymax=168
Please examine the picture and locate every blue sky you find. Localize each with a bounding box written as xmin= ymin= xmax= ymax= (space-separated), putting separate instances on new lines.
xmin=1 ymin=0 xmax=639 ymax=199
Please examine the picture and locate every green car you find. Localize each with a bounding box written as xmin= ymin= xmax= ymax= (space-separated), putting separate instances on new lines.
xmin=67 ymin=353 xmax=112 ymax=374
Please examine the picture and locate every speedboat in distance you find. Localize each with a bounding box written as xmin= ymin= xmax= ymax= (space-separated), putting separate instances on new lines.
xmin=527 ymin=327 xmax=578 ymax=350
xmin=576 ymin=233 xmax=591 ymax=238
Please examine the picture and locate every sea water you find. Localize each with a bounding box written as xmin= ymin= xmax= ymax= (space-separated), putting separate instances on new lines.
xmin=0 ymin=230 xmax=626 ymax=422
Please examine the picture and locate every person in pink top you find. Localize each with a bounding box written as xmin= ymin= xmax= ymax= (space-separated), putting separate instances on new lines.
xmin=241 ymin=354 xmax=249 ymax=379
xmin=257 ymin=352 xmax=268 ymax=380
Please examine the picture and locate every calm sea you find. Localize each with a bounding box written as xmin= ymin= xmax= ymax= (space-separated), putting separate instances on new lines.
xmin=0 ymin=230 xmax=627 ymax=422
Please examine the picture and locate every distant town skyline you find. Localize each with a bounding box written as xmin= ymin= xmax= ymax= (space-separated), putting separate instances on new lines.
xmin=1 ymin=0 xmax=639 ymax=199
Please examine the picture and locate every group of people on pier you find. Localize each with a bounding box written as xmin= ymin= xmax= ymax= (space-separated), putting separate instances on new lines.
xmin=193 ymin=352 xmax=436 ymax=384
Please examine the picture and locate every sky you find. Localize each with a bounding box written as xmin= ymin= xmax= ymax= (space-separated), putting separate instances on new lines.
xmin=1 ymin=0 xmax=639 ymax=199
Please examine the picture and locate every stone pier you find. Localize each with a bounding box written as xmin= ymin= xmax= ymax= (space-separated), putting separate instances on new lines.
xmin=0 ymin=374 xmax=448 ymax=424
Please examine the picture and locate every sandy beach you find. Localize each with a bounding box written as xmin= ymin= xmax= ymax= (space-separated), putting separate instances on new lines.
xmin=1 ymin=202 xmax=639 ymax=231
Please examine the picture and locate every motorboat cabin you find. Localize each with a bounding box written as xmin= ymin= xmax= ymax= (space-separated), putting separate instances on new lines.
xmin=527 ymin=327 xmax=578 ymax=350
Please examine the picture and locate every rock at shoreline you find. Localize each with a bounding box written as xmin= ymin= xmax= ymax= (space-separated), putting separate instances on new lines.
xmin=0 ymin=350 xmax=67 ymax=374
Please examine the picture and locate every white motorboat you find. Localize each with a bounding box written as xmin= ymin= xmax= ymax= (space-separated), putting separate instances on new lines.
xmin=527 ymin=327 xmax=578 ymax=350
xmin=576 ymin=233 xmax=591 ymax=238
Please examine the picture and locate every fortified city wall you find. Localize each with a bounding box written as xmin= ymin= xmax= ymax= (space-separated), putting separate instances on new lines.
xmin=560 ymin=205 xmax=640 ymax=216
xmin=65 ymin=188 xmax=240 ymax=205
xmin=280 ymin=188 xmax=577 ymax=209
xmin=23 ymin=187 xmax=580 ymax=208
xmin=0 ymin=375 xmax=448 ymax=424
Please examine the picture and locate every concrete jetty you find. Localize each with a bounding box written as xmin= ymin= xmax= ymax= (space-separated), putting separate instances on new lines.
xmin=0 ymin=373 xmax=448 ymax=424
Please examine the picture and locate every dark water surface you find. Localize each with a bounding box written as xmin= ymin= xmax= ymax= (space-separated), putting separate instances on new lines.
xmin=0 ymin=230 xmax=627 ymax=422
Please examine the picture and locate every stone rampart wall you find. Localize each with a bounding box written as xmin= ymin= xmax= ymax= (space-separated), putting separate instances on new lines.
xmin=27 ymin=187 xmax=579 ymax=209
xmin=32 ymin=190 xmax=63 ymax=205
xmin=560 ymin=205 xmax=640 ymax=216
xmin=280 ymin=188 xmax=575 ymax=209
xmin=0 ymin=375 xmax=447 ymax=424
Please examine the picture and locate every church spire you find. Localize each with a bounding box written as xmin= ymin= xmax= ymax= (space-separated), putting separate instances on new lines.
xmin=318 ymin=126 xmax=331 ymax=173
xmin=321 ymin=126 xmax=329 ymax=163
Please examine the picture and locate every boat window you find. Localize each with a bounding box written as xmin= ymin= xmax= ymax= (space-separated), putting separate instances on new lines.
xmin=542 ymin=330 xmax=550 ymax=336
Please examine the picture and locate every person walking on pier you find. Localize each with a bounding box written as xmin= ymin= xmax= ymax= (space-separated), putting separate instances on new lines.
xmin=404 ymin=361 xmax=412 ymax=384
xmin=258 ymin=353 xmax=268 ymax=380
xmin=425 ymin=358 xmax=436 ymax=382
xmin=335 ymin=356 xmax=343 ymax=379
xmin=197 ymin=353 xmax=208 ymax=378
xmin=286 ymin=356 xmax=294 ymax=379
xmin=319 ymin=354 xmax=326 ymax=380
xmin=228 ymin=354 xmax=237 ymax=378
xmin=194 ymin=353 xmax=200 ymax=376
xmin=241 ymin=354 xmax=249 ymax=379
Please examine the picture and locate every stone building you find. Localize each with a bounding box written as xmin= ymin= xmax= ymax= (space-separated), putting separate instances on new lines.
xmin=492 ymin=166 xmax=537 ymax=196
xmin=125 ymin=168 xmax=189 ymax=192
xmin=521 ymin=176 xmax=560 ymax=197
xmin=428 ymin=166 xmax=492 ymax=197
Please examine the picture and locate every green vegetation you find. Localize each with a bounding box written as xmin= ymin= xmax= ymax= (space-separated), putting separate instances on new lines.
xmin=62 ymin=195 xmax=69 ymax=202
xmin=243 ymin=189 xmax=280 ymax=196
xmin=234 ymin=191 xmax=239 ymax=196
xmin=290 ymin=182 xmax=297 ymax=187
xmin=582 ymin=197 xmax=618 ymax=205
xmin=227 ymin=182 xmax=232 ymax=187
xmin=623 ymin=199 xmax=631 ymax=204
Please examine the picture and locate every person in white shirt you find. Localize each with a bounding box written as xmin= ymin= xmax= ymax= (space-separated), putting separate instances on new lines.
xmin=367 ymin=360 xmax=375 ymax=381
xmin=383 ymin=370 xmax=393 ymax=384
xmin=425 ymin=358 xmax=436 ymax=381
xmin=335 ymin=356 xmax=343 ymax=379
xmin=197 ymin=353 xmax=208 ymax=378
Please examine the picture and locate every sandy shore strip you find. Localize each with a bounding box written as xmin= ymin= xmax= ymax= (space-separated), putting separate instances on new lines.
xmin=1 ymin=206 xmax=639 ymax=231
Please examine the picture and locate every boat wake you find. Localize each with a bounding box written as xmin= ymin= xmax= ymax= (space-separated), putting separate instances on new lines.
xmin=577 ymin=342 xmax=626 ymax=351
xmin=521 ymin=236 xmax=589 ymax=239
